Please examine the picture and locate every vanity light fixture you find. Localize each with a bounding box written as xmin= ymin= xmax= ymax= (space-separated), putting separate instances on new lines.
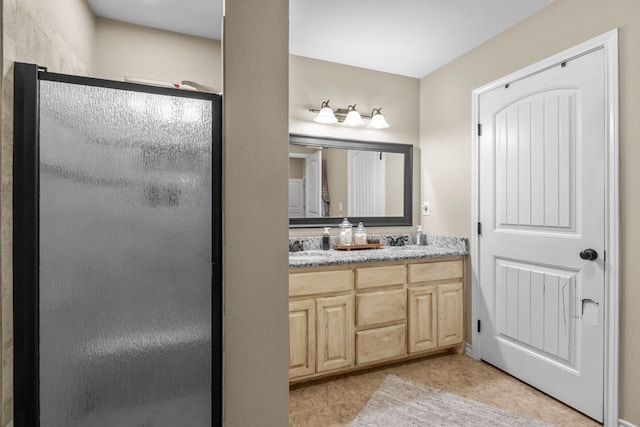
xmin=313 ymin=100 xmax=338 ymax=124
xmin=343 ymin=105 xmax=365 ymax=127
xmin=367 ymin=108 xmax=390 ymax=129
xmin=309 ymin=101 xmax=390 ymax=129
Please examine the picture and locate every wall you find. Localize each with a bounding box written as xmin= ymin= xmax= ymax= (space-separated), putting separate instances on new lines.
xmin=289 ymin=158 xmax=304 ymax=179
xmin=95 ymin=18 xmax=221 ymax=91
xmin=2 ymin=1 xmax=97 ymax=425
xmin=290 ymin=55 xmax=419 ymax=145
xmin=419 ymin=0 xmax=640 ymax=423
xmin=385 ymin=153 xmax=404 ymax=216
xmin=324 ymin=148 xmax=348 ymax=216
xmin=289 ymin=55 xmax=421 ymax=237
xmin=4 ymin=0 xmax=95 ymax=75
xmin=223 ymin=0 xmax=290 ymax=425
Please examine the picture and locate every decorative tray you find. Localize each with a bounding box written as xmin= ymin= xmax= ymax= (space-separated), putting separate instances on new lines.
xmin=333 ymin=243 xmax=384 ymax=251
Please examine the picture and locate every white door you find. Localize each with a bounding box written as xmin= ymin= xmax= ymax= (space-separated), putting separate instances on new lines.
xmin=478 ymin=48 xmax=605 ymax=421
xmin=288 ymin=178 xmax=305 ymax=218
xmin=305 ymin=151 xmax=322 ymax=217
xmin=348 ymin=150 xmax=385 ymax=216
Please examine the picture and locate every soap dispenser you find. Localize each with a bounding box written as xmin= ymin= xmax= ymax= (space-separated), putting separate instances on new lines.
xmin=322 ymin=227 xmax=331 ymax=250
xmin=339 ymin=218 xmax=353 ymax=245
xmin=355 ymin=222 xmax=367 ymax=245
xmin=416 ymin=225 xmax=425 ymax=246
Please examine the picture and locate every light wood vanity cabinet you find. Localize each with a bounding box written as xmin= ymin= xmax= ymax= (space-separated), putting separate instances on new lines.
xmin=356 ymin=288 xmax=406 ymax=327
xmin=437 ymin=282 xmax=464 ymax=346
xmin=316 ymin=295 xmax=354 ymax=372
xmin=288 ymin=300 xmax=315 ymax=379
xmin=356 ymin=324 xmax=406 ymax=364
xmin=407 ymin=260 xmax=465 ymax=353
xmin=354 ymin=265 xmax=407 ymax=365
xmin=407 ymin=286 xmax=438 ymax=353
xmin=289 ymin=256 xmax=464 ymax=382
xmin=288 ymin=269 xmax=355 ymax=379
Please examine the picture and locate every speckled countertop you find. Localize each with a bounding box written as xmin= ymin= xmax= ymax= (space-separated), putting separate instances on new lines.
xmin=289 ymin=234 xmax=468 ymax=268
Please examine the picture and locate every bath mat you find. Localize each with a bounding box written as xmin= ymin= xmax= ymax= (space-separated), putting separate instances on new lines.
xmin=350 ymin=374 xmax=553 ymax=427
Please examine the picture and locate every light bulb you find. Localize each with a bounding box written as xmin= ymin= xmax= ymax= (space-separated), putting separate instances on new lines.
xmin=368 ymin=113 xmax=390 ymax=129
xmin=343 ymin=110 xmax=364 ymax=127
xmin=314 ymin=106 xmax=338 ymax=124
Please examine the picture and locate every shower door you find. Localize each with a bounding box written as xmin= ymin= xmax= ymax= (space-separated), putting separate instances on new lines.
xmin=13 ymin=63 xmax=222 ymax=426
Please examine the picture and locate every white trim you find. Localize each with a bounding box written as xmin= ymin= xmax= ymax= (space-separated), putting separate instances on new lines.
xmin=470 ymin=29 xmax=619 ymax=426
xmin=464 ymin=343 xmax=473 ymax=357
xmin=603 ymin=29 xmax=620 ymax=427
xmin=619 ymin=420 xmax=638 ymax=427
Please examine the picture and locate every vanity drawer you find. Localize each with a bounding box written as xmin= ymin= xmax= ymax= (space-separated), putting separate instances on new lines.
xmin=290 ymin=270 xmax=353 ymax=297
xmin=356 ymin=324 xmax=406 ymax=364
xmin=408 ymin=260 xmax=463 ymax=284
xmin=356 ymin=265 xmax=406 ymax=289
xmin=356 ymin=289 xmax=406 ymax=327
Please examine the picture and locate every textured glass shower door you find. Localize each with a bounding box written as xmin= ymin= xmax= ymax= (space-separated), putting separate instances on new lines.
xmin=36 ymin=78 xmax=216 ymax=426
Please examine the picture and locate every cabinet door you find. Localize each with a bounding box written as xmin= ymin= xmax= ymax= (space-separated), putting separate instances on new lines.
xmin=408 ymin=260 xmax=463 ymax=284
xmin=356 ymin=265 xmax=406 ymax=290
xmin=408 ymin=286 xmax=437 ymax=353
xmin=356 ymin=324 xmax=406 ymax=364
xmin=289 ymin=300 xmax=316 ymax=379
xmin=438 ymin=282 xmax=464 ymax=346
xmin=316 ymin=295 xmax=354 ymax=372
xmin=356 ymin=289 xmax=406 ymax=327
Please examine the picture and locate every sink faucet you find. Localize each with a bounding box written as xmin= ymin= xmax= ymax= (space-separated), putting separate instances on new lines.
xmin=387 ymin=236 xmax=408 ymax=246
xmin=289 ymin=240 xmax=304 ymax=252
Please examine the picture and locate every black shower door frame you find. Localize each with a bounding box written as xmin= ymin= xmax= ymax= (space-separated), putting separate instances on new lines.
xmin=12 ymin=62 xmax=222 ymax=426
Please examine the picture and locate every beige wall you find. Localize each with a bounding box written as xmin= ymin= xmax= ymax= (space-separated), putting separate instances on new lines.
xmin=289 ymin=158 xmax=304 ymax=179
xmin=420 ymin=0 xmax=640 ymax=423
xmin=2 ymin=1 xmax=97 ymax=425
xmin=4 ymin=0 xmax=96 ymax=75
xmin=289 ymin=55 xmax=421 ymax=236
xmin=385 ymin=153 xmax=404 ymax=217
xmin=223 ymin=0 xmax=290 ymax=425
xmin=290 ymin=55 xmax=420 ymax=146
xmin=95 ymin=18 xmax=221 ymax=90
xmin=324 ymin=148 xmax=348 ymax=216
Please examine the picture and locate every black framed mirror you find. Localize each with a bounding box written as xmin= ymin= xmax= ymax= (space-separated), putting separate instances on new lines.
xmin=289 ymin=133 xmax=413 ymax=228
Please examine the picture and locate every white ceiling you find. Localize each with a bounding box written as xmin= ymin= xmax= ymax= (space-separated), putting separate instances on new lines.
xmin=86 ymin=0 xmax=224 ymax=40
xmin=87 ymin=0 xmax=549 ymax=79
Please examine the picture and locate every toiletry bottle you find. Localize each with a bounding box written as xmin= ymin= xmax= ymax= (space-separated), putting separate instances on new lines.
xmin=339 ymin=218 xmax=352 ymax=245
xmin=322 ymin=227 xmax=331 ymax=250
xmin=355 ymin=222 xmax=367 ymax=245
xmin=416 ymin=225 xmax=424 ymax=246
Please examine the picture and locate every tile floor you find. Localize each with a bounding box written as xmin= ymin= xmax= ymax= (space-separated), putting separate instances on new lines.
xmin=289 ymin=353 xmax=601 ymax=426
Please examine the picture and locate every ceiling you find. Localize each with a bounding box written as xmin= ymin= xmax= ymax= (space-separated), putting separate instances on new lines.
xmin=87 ymin=0 xmax=549 ymax=79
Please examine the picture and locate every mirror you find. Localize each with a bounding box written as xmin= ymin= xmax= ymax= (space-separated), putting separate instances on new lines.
xmin=289 ymin=134 xmax=412 ymax=228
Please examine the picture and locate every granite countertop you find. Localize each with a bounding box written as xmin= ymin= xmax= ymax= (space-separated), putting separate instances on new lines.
xmin=289 ymin=234 xmax=468 ymax=269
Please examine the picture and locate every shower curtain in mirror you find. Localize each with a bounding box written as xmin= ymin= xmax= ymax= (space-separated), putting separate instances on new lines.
xmin=13 ymin=63 xmax=222 ymax=427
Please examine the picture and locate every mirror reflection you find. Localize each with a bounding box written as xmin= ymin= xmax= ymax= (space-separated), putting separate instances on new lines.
xmin=289 ymin=147 xmax=404 ymax=218
xmin=289 ymin=134 xmax=412 ymax=228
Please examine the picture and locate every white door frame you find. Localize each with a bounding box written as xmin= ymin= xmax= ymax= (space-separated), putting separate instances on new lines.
xmin=470 ymin=29 xmax=619 ymax=426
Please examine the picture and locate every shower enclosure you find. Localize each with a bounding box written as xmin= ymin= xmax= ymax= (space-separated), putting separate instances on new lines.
xmin=13 ymin=63 xmax=222 ymax=426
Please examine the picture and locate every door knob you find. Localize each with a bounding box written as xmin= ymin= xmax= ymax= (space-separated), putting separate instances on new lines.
xmin=579 ymin=249 xmax=598 ymax=261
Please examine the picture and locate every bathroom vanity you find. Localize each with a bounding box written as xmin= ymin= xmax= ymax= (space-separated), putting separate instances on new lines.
xmin=288 ymin=238 xmax=467 ymax=383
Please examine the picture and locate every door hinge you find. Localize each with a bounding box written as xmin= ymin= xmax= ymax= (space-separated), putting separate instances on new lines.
xmin=477 ymin=319 xmax=481 ymax=333
xmin=477 ymin=123 xmax=482 ymax=136
xmin=477 ymin=222 xmax=482 ymax=236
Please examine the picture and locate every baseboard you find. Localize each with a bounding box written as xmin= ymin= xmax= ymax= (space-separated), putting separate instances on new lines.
xmin=620 ymin=419 xmax=638 ymax=427
xmin=465 ymin=343 xmax=473 ymax=357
